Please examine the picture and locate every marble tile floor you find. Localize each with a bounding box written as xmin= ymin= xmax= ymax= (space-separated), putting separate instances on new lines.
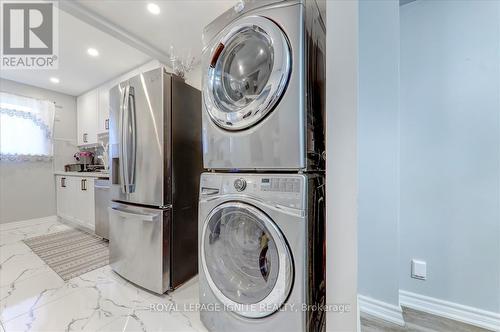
xmin=0 ymin=216 xmax=492 ymax=332
xmin=0 ymin=216 xmax=206 ymax=332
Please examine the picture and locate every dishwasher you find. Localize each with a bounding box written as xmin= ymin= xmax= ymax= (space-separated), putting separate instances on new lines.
xmin=94 ymin=178 xmax=110 ymax=239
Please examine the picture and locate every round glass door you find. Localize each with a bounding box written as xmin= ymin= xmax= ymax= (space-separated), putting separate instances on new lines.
xmin=201 ymin=202 xmax=293 ymax=318
xmin=204 ymin=16 xmax=291 ymax=131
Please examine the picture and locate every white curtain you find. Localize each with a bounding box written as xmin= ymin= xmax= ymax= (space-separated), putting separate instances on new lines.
xmin=0 ymin=92 xmax=55 ymax=162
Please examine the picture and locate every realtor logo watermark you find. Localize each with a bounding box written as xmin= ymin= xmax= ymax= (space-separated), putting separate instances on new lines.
xmin=1 ymin=0 xmax=59 ymax=69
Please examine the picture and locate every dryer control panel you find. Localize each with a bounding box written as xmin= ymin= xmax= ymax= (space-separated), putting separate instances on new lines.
xmin=200 ymin=173 xmax=306 ymax=210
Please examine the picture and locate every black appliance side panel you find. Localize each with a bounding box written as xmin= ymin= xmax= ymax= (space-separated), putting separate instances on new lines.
xmin=170 ymin=75 xmax=202 ymax=288
xmin=163 ymin=73 xmax=173 ymax=206
xmin=305 ymin=0 xmax=326 ymax=172
xmin=306 ymin=173 xmax=326 ymax=332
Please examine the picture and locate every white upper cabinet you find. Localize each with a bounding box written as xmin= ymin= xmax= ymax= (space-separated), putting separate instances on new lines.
xmin=77 ymin=61 xmax=163 ymax=146
xmin=77 ymin=89 xmax=98 ymax=146
xmin=77 ymin=85 xmax=110 ymax=146
xmin=97 ymin=84 xmax=111 ymax=134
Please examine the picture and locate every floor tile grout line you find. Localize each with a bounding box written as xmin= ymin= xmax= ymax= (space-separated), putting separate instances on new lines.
xmin=2 ymin=274 xmax=82 ymax=323
xmin=0 ymin=222 xmax=65 ymax=236
xmin=3 ymin=265 xmax=155 ymax=329
xmin=3 ymin=286 xmax=81 ymax=324
xmin=0 ymin=218 xmax=58 ymax=232
xmin=0 ymin=238 xmax=74 ymax=288
xmin=1 ymin=263 xmax=123 ymax=325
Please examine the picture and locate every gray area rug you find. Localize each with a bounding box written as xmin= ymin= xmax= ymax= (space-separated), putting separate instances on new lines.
xmin=23 ymin=228 xmax=109 ymax=281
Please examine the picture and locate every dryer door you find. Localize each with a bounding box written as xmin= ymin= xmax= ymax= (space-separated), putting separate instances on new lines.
xmin=201 ymin=202 xmax=293 ymax=318
xmin=204 ymin=15 xmax=291 ymax=131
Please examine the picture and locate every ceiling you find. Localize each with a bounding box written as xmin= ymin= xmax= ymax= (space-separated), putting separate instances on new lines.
xmin=1 ymin=0 xmax=237 ymax=96
xmin=0 ymin=9 xmax=151 ymax=96
xmin=72 ymin=0 xmax=237 ymax=64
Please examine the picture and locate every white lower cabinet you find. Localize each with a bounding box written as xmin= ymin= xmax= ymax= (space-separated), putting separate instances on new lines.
xmin=56 ymin=175 xmax=71 ymax=219
xmin=56 ymin=175 xmax=95 ymax=231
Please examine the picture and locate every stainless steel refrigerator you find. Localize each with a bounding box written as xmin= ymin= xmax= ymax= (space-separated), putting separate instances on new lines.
xmin=108 ymin=68 xmax=201 ymax=294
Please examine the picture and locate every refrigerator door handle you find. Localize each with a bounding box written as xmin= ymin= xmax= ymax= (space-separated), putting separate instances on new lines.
xmin=128 ymin=86 xmax=137 ymax=193
xmin=119 ymin=85 xmax=128 ymax=194
xmin=110 ymin=206 xmax=158 ymax=222
xmin=121 ymin=85 xmax=137 ymax=194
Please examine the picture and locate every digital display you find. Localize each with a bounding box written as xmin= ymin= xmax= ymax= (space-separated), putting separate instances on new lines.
xmin=262 ymin=178 xmax=270 ymax=183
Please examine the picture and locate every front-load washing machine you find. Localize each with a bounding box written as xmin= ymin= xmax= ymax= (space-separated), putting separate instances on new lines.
xmin=198 ymin=172 xmax=325 ymax=331
xmin=201 ymin=0 xmax=325 ymax=171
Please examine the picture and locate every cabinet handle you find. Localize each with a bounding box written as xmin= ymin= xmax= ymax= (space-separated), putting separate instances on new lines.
xmin=83 ymin=133 xmax=88 ymax=143
xmin=105 ymin=119 xmax=109 ymax=130
xmin=61 ymin=177 xmax=66 ymax=188
xmin=81 ymin=179 xmax=87 ymax=191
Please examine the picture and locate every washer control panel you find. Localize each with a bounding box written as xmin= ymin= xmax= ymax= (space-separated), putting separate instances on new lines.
xmin=260 ymin=177 xmax=300 ymax=193
xmin=200 ymin=173 xmax=306 ymax=210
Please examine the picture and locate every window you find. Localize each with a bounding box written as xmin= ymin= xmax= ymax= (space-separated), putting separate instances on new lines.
xmin=0 ymin=92 xmax=55 ymax=162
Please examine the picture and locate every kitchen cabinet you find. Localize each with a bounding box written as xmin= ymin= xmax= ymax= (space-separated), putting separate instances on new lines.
xmin=77 ymin=86 xmax=109 ymax=145
xmin=56 ymin=175 xmax=71 ymax=219
xmin=97 ymin=85 xmax=110 ymax=134
xmin=75 ymin=177 xmax=95 ymax=230
xmin=56 ymin=175 xmax=95 ymax=231
xmin=77 ymin=89 xmax=98 ymax=146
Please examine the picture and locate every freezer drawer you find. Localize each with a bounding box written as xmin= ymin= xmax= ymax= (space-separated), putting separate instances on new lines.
xmin=109 ymin=202 xmax=170 ymax=294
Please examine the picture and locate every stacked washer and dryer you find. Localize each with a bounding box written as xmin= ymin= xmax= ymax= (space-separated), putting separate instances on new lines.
xmin=198 ymin=1 xmax=326 ymax=331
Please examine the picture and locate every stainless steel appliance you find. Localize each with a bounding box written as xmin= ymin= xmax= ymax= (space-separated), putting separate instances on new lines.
xmin=64 ymin=163 xmax=84 ymax=172
xmin=201 ymin=0 xmax=325 ymax=171
xmin=94 ymin=178 xmax=110 ymax=239
xmin=198 ymin=173 xmax=325 ymax=331
xmin=109 ymin=68 xmax=202 ymax=294
xmin=199 ymin=2 xmax=326 ymax=331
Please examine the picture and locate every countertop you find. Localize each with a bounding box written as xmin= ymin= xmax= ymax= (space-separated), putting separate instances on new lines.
xmin=54 ymin=171 xmax=109 ymax=178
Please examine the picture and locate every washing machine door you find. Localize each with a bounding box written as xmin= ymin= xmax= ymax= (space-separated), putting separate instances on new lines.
xmin=204 ymin=15 xmax=291 ymax=131
xmin=201 ymin=202 xmax=293 ymax=318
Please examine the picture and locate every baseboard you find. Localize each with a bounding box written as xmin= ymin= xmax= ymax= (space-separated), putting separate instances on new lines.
xmin=358 ymin=294 xmax=405 ymax=326
xmin=399 ymin=290 xmax=500 ymax=331
xmin=57 ymin=215 xmax=94 ymax=234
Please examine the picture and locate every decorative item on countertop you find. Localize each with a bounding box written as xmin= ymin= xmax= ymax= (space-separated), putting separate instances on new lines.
xmin=74 ymin=151 xmax=94 ymax=169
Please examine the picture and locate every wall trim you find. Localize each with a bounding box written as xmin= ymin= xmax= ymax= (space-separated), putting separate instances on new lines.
xmin=358 ymin=294 xmax=405 ymax=326
xmin=399 ymin=290 xmax=500 ymax=331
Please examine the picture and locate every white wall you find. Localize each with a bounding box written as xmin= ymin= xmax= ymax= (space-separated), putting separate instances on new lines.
xmin=185 ymin=64 xmax=202 ymax=90
xmin=326 ymin=0 xmax=359 ymax=330
xmin=0 ymin=79 xmax=77 ymax=223
xmin=400 ymin=0 xmax=500 ymax=313
xmin=358 ymin=0 xmax=401 ymax=311
xmin=0 ymin=59 xmax=197 ymax=225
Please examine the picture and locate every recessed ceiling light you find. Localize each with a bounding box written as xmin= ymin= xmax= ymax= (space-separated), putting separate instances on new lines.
xmin=87 ymin=48 xmax=99 ymax=57
xmin=50 ymin=77 xmax=60 ymax=84
xmin=147 ymin=3 xmax=160 ymax=15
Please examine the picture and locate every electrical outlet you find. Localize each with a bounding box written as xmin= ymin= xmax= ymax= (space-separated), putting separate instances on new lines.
xmin=411 ymin=259 xmax=426 ymax=280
